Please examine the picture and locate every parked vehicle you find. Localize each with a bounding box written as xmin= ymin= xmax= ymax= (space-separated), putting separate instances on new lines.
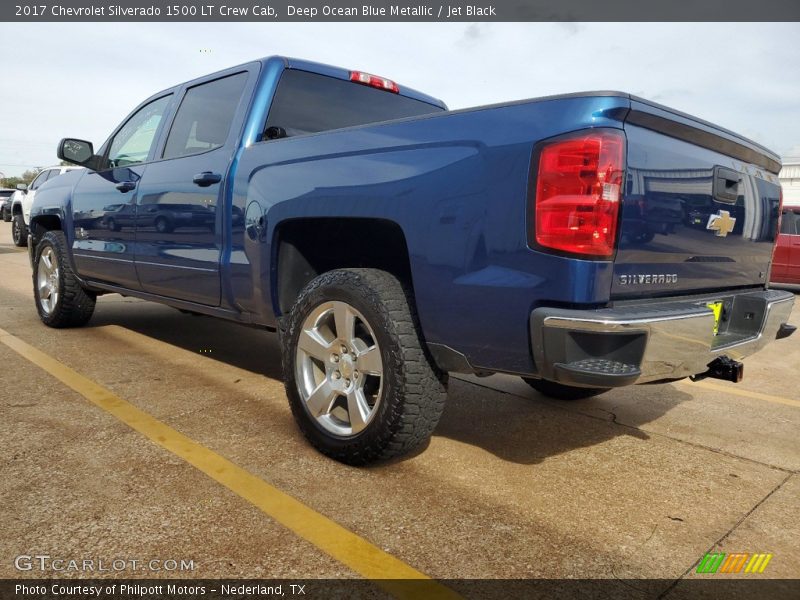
xmin=0 ymin=188 xmax=15 ymax=222
xmin=10 ymin=165 xmax=82 ymax=247
xmin=100 ymin=200 xmax=215 ymax=233
xmin=27 ymin=56 xmax=796 ymax=464
xmin=771 ymin=206 xmax=800 ymax=289
xmin=4 ymin=190 xmax=26 ymax=223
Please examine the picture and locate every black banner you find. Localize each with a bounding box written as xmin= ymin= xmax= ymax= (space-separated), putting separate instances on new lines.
xmin=3 ymin=579 xmax=800 ymax=600
xmin=2 ymin=0 xmax=800 ymax=22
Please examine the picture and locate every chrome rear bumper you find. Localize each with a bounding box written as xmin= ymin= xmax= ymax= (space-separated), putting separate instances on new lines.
xmin=530 ymin=289 xmax=795 ymax=387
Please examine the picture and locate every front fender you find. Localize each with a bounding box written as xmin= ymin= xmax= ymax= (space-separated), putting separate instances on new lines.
xmin=28 ymin=169 xmax=86 ymax=271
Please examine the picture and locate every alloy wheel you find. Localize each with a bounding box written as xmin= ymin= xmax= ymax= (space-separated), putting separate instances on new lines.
xmin=37 ymin=246 xmax=60 ymax=315
xmin=294 ymin=300 xmax=383 ymax=437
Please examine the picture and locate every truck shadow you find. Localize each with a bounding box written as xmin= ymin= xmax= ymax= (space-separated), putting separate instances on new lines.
xmin=432 ymin=376 xmax=694 ymax=465
xmin=89 ymin=300 xmax=285 ymax=380
xmin=89 ymin=300 xmax=694 ymax=466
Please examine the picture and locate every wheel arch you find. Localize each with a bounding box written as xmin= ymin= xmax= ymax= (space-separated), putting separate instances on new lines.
xmin=272 ymin=217 xmax=414 ymax=318
xmin=29 ymin=213 xmax=64 ymax=245
xmin=30 ymin=214 xmax=63 ymax=233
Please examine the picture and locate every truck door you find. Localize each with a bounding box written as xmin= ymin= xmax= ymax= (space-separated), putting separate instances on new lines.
xmin=771 ymin=208 xmax=800 ymax=285
xmin=133 ymin=70 xmax=250 ymax=306
xmin=70 ymin=94 xmax=172 ymax=289
xmin=786 ymin=209 xmax=800 ymax=282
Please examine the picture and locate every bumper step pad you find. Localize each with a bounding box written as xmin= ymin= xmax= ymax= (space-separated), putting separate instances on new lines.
xmin=554 ymin=358 xmax=641 ymax=388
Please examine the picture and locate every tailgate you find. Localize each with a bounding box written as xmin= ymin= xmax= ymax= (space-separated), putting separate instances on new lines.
xmin=613 ymin=99 xmax=783 ymax=299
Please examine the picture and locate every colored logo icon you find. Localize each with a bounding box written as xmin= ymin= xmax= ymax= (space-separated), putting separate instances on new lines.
xmin=696 ymin=552 xmax=773 ymax=574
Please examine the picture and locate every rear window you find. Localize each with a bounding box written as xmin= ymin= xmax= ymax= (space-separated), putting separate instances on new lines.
xmin=265 ymin=69 xmax=443 ymax=138
xmin=0 ymin=191 xmax=13 ymax=199
xmin=781 ymin=209 xmax=800 ymax=235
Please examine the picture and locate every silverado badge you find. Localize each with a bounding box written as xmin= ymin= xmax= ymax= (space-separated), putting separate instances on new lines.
xmin=618 ymin=273 xmax=678 ymax=285
xmin=706 ymin=210 xmax=736 ymax=237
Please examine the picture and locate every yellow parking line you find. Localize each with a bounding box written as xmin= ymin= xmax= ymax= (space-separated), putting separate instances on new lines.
xmin=679 ymin=379 xmax=800 ymax=409
xmin=0 ymin=327 xmax=459 ymax=600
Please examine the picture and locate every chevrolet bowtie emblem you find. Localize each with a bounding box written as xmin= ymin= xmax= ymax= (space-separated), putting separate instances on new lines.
xmin=706 ymin=210 xmax=736 ymax=237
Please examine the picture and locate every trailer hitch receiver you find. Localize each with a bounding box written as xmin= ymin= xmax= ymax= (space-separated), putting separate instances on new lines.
xmin=691 ymin=356 xmax=744 ymax=384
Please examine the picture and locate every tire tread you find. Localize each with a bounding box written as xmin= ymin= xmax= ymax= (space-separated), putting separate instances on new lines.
xmin=33 ymin=230 xmax=96 ymax=328
xmin=282 ymin=268 xmax=447 ymax=465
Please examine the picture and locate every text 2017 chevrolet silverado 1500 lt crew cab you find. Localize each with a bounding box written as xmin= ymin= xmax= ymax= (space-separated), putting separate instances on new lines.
xmin=28 ymin=56 xmax=796 ymax=464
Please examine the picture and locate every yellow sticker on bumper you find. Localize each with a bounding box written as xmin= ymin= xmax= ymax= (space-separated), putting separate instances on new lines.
xmin=707 ymin=301 xmax=723 ymax=335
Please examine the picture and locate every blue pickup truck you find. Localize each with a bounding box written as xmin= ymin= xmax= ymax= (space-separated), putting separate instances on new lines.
xmin=29 ymin=56 xmax=795 ymax=464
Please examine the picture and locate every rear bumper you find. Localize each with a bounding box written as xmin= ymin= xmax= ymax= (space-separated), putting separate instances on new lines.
xmin=530 ymin=289 xmax=795 ymax=388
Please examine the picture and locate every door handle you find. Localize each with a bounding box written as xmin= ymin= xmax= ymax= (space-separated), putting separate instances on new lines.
xmin=193 ymin=172 xmax=222 ymax=187
xmin=115 ymin=181 xmax=136 ymax=193
xmin=712 ymin=166 xmax=740 ymax=204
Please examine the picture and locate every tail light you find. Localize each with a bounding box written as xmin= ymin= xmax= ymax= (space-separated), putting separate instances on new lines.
xmin=532 ymin=130 xmax=625 ymax=257
xmin=349 ymin=71 xmax=400 ymax=94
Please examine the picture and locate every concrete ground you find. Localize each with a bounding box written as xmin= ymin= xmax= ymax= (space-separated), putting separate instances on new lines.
xmin=0 ymin=223 xmax=798 ymax=594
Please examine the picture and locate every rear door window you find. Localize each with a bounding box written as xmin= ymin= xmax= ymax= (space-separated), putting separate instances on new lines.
xmin=162 ymin=72 xmax=248 ymax=159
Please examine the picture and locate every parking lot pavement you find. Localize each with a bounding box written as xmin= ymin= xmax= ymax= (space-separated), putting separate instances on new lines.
xmin=1 ymin=223 xmax=798 ymax=589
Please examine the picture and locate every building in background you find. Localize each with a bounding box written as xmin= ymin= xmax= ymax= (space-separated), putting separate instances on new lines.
xmin=780 ymin=157 xmax=800 ymax=207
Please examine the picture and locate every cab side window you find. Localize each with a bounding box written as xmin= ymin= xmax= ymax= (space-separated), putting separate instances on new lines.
xmin=107 ymin=95 xmax=172 ymax=168
xmin=162 ymin=72 xmax=247 ymax=159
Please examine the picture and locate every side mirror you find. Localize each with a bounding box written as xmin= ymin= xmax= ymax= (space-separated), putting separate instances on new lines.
xmin=57 ymin=138 xmax=95 ymax=167
xmin=16 ymin=183 xmax=27 ymax=191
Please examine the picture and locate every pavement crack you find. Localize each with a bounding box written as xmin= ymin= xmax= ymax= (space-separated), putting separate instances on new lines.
xmin=642 ymin=523 xmax=658 ymax=546
xmin=657 ymin=472 xmax=794 ymax=599
xmin=595 ymin=405 xmax=620 ymax=425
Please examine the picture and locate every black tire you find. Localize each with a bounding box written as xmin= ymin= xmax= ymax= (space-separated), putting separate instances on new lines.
xmin=12 ymin=214 xmax=28 ymax=247
xmin=32 ymin=230 xmax=96 ymax=328
xmin=522 ymin=377 xmax=609 ymax=400
xmin=106 ymin=217 xmax=119 ymax=232
xmin=2 ymin=206 xmax=10 ymax=222
xmin=155 ymin=216 xmax=172 ymax=233
xmin=627 ymin=230 xmax=655 ymax=244
xmin=282 ymin=268 xmax=448 ymax=465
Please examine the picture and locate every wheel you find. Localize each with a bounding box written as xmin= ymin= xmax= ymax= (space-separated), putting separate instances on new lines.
xmin=33 ymin=230 xmax=96 ymax=328
xmin=522 ymin=378 xmax=609 ymax=400
xmin=155 ymin=216 xmax=172 ymax=233
xmin=106 ymin=217 xmax=119 ymax=232
xmin=2 ymin=206 xmax=10 ymax=222
xmin=12 ymin=214 xmax=28 ymax=247
xmin=282 ymin=268 xmax=448 ymax=465
xmin=626 ymin=230 xmax=655 ymax=244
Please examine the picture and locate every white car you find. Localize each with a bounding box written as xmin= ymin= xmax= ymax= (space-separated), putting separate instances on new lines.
xmin=11 ymin=166 xmax=82 ymax=247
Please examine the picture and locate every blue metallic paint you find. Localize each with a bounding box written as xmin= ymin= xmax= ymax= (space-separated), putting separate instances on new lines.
xmin=615 ymin=125 xmax=782 ymax=298
xmin=237 ymin=94 xmax=629 ymax=373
